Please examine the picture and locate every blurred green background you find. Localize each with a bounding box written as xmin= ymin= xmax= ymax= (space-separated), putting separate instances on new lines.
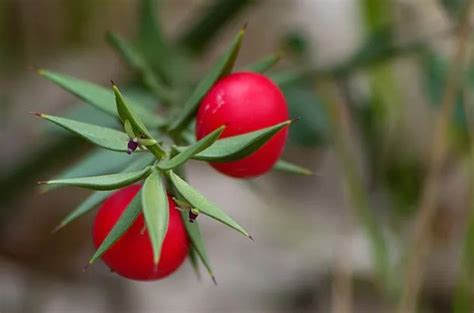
xmin=1 ymin=0 xmax=474 ymax=312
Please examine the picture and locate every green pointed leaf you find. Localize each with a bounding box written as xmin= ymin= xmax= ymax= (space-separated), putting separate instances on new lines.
xmin=54 ymin=190 xmax=113 ymax=232
xmin=188 ymin=246 xmax=202 ymax=280
xmin=57 ymin=149 xmax=142 ymax=179
xmin=52 ymin=154 xmax=155 ymax=231
xmin=113 ymin=84 xmax=151 ymax=137
xmin=180 ymin=211 xmax=215 ymax=283
xmin=41 ymin=149 xmax=143 ymax=193
xmin=113 ymin=84 xmax=166 ymax=158
xmin=38 ymin=114 xmax=130 ymax=152
xmin=142 ymin=169 xmax=169 ymax=264
xmin=183 ymin=120 xmax=291 ymax=162
xmin=245 ymin=51 xmax=282 ymax=73
xmin=273 ymin=159 xmax=313 ymax=175
xmin=170 ymin=171 xmax=250 ymax=238
xmin=158 ymin=126 xmax=225 ymax=170
xmin=89 ymin=190 xmax=143 ymax=264
xmin=106 ymin=32 xmax=173 ymax=104
xmin=38 ymin=70 xmax=163 ymax=127
xmin=42 ymin=167 xmax=151 ymax=190
xmin=168 ymin=28 xmax=245 ymax=132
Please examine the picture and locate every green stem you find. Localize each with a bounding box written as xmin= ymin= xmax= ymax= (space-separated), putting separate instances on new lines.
xmin=319 ymin=81 xmax=392 ymax=293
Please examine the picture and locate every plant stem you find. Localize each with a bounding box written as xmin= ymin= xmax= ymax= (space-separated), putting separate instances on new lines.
xmin=397 ymin=3 xmax=474 ymax=312
xmin=452 ymin=49 xmax=474 ymax=313
xmin=318 ymin=81 xmax=392 ymax=293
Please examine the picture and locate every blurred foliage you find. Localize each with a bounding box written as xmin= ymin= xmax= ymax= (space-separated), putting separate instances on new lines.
xmin=178 ymin=0 xmax=255 ymax=54
xmin=281 ymin=79 xmax=329 ymax=147
xmin=440 ymin=0 xmax=470 ymax=19
xmin=421 ymin=49 xmax=470 ymax=152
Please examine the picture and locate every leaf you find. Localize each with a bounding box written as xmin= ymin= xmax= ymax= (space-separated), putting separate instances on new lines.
xmin=142 ymin=169 xmax=169 ymax=264
xmin=245 ymin=51 xmax=282 ymax=73
xmin=42 ymin=167 xmax=151 ymax=190
xmin=41 ymin=149 xmax=143 ymax=193
xmin=121 ymin=153 xmax=156 ymax=172
xmin=184 ymin=120 xmax=291 ymax=162
xmin=37 ymin=114 xmax=130 ymax=152
xmin=178 ymin=0 xmax=253 ymax=53
xmin=56 ymin=149 xmax=142 ymax=179
xmin=158 ymin=126 xmax=225 ymax=170
xmin=137 ymin=0 xmax=175 ymax=85
xmin=168 ymin=27 xmax=245 ymax=132
xmin=169 ymin=171 xmax=250 ymax=238
xmin=89 ymin=190 xmax=143 ymax=264
xmin=180 ymin=211 xmax=215 ymax=283
xmin=52 ymin=154 xmax=155 ymax=231
xmin=188 ymin=246 xmax=202 ymax=280
xmin=281 ymin=80 xmax=329 ymax=147
xmin=273 ymin=159 xmax=313 ymax=175
xmin=113 ymin=84 xmax=166 ymax=158
xmin=113 ymin=84 xmax=152 ymax=137
xmin=106 ymin=32 xmax=173 ymax=103
xmin=53 ymin=190 xmax=113 ymax=232
xmin=439 ymin=0 xmax=468 ymax=19
xmin=38 ymin=70 xmax=163 ymax=127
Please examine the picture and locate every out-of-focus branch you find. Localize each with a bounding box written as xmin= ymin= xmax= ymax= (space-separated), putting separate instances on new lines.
xmin=397 ymin=2 xmax=474 ymax=313
xmin=318 ymin=81 xmax=392 ymax=294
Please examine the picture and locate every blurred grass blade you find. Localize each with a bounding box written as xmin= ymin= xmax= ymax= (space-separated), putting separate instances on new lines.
xmin=37 ymin=114 xmax=130 ymax=152
xmin=39 ymin=70 xmax=163 ymax=127
xmin=170 ymin=171 xmax=250 ymax=238
xmin=106 ymin=32 xmax=173 ymax=103
xmin=113 ymin=84 xmax=166 ymax=158
xmin=180 ymin=211 xmax=215 ymax=283
xmin=142 ymin=169 xmax=169 ymax=264
xmin=273 ymin=159 xmax=313 ymax=175
xmin=185 ymin=120 xmax=291 ymax=162
xmin=319 ymin=81 xmax=392 ymax=291
xmin=158 ymin=126 xmax=225 ymax=170
xmin=138 ymin=0 xmax=175 ymax=84
xmin=42 ymin=167 xmax=151 ymax=190
xmin=168 ymin=27 xmax=245 ymax=132
xmin=178 ymin=0 xmax=253 ymax=54
xmin=245 ymin=51 xmax=282 ymax=73
xmin=89 ymin=190 xmax=143 ymax=264
xmin=454 ymin=200 xmax=474 ymax=312
xmin=53 ymin=190 xmax=113 ymax=232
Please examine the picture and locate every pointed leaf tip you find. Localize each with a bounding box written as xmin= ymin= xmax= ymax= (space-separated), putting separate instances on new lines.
xmin=249 ymin=235 xmax=254 ymax=241
xmin=212 ymin=275 xmax=217 ymax=285
xmin=51 ymin=223 xmax=64 ymax=234
xmin=242 ymin=22 xmax=248 ymax=31
xmin=30 ymin=112 xmax=42 ymax=117
xmin=170 ymin=171 xmax=250 ymax=238
xmin=82 ymin=263 xmax=90 ymax=272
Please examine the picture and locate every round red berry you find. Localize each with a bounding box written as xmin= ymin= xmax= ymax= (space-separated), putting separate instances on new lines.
xmin=93 ymin=185 xmax=189 ymax=281
xmin=196 ymin=72 xmax=289 ymax=178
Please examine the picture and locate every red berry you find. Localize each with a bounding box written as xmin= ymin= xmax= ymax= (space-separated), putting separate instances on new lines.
xmin=196 ymin=72 xmax=289 ymax=178
xmin=93 ymin=185 xmax=189 ymax=281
